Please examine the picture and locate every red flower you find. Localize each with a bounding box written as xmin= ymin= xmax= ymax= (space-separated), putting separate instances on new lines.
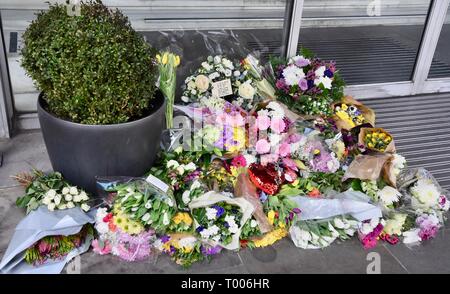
xmin=231 ymin=155 xmax=247 ymax=168
xmin=308 ymin=188 xmax=321 ymax=198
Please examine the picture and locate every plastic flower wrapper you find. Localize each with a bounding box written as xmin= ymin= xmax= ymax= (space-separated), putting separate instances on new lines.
xmin=0 ymin=206 xmax=95 ymax=274
xmin=290 ymin=216 xmax=359 ymax=249
xmin=157 ymin=51 xmax=180 ymax=128
xmin=15 ymin=170 xmax=91 ymax=214
xmin=234 ymin=172 xmax=273 ymax=233
xmin=180 ymin=55 xmax=259 ymax=111
xmin=331 ymin=96 xmax=375 ymax=131
xmin=91 ymin=207 xmax=158 ymax=262
xmin=96 ymin=176 xmax=177 ymax=233
xmin=358 ymin=127 xmax=395 ymax=153
xmin=188 ymin=191 xmax=254 ymax=250
xmin=154 ymin=233 xmax=222 ymax=268
xmin=242 ymin=54 xmax=276 ymax=101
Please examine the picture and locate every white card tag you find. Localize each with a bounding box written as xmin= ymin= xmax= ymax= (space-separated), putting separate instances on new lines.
xmin=145 ymin=174 xmax=169 ymax=193
xmin=211 ymin=79 xmax=233 ymax=97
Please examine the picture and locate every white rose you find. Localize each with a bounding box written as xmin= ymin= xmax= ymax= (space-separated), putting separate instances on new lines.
xmin=195 ymin=75 xmax=210 ymax=93
xmin=62 ymin=187 xmax=70 ymax=195
xmin=224 ymin=69 xmax=232 ymax=77
xmin=69 ymin=186 xmax=78 ymax=195
xmin=213 ymin=55 xmax=221 ymax=64
xmin=47 ymin=203 xmax=56 ymax=211
xmin=201 ymin=61 xmax=213 ymax=71
xmin=238 ymin=82 xmax=255 ymax=100
xmin=73 ymin=195 xmax=82 ymax=203
xmin=58 ymin=204 xmax=67 ymax=210
xmin=81 ymin=203 xmax=90 ymax=212
xmin=181 ymin=96 xmax=189 ymax=103
xmin=67 ymin=201 xmax=75 ymax=209
xmin=64 ymin=194 xmax=73 ymax=202
xmin=79 ymin=191 xmax=89 ymax=201
xmin=233 ymin=70 xmax=241 ymax=77
xmin=46 ymin=189 xmax=57 ymax=200
xmin=222 ymin=58 xmax=234 ymax=69
xmin=166 ymin=160 xmax=179 ymax=169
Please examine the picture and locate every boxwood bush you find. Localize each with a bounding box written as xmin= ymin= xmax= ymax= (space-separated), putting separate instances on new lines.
xmin=21 ymin=0 xmax=158 ymax=124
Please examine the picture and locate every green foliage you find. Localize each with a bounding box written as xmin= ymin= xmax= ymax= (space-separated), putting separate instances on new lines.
xmin=21 ymin=0 xmax=158 ymax=124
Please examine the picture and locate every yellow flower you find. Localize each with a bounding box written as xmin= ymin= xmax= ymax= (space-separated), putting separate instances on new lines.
xmin=162 ymin=52 xmax=168 ymax=65
xmin=291 ymin=179 xmax=300 ymax=187
xmin=313 ymin=149 xmax=321 ymax=155
xmin=253 ymin=229 xmax=287 ymax=248
xmin=267 ymin=210 xmax=275 ymax=225
xmin=278 ymin=221 xmax=285 ymax=229
xmin=156 ymin=54 xmax=161 ymax=63
xmin=341 ymin=104 xmax=348 ymax=111
xmin=182 ymin=246 xmax=193 ymax=253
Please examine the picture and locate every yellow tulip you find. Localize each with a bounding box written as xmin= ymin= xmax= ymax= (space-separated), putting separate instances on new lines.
xmin=162 ymin=52 xmax=168 ymax=65
xmin=175 ymin=55 xmax=181 ymax=67
xmin=156 ymin=54 xmax=161 ymax=63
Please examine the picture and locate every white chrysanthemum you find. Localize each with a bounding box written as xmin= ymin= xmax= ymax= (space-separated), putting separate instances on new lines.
xmin=377 ymin=186 xmax=401 ymax=206
xmin=411 ymin=179 xmax=440 ymax=209
xmin=238 ymin=82 xmax=256 ymax=100
xmin=392 ymin=154 xmax=406 ymax=176
xmin=282 ymin=65 xmax=305 ymax=86
xmin=206 ymin=207 xmax=218 ymax=220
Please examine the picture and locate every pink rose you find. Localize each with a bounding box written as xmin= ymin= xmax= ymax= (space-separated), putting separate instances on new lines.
xmin=270 ymin=118 xmax=286 ymax=134
xmin=276 ymin=142 xmax=291 ymax=157
xmin=255 ymin=139 xmax=271 ymax=154
xmin=256 ymin=115 xmax=271 ymax=131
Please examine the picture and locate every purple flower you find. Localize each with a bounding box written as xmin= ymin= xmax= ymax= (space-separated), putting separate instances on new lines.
xmin=201 ymin=245 xmax=222 ymax=256
xmin=259 ymin=191 xmax=268 ymax=203
xmin=295 ymin=57 xmax=310 ymax=67
xmin=213 ymin=205 xmax=225 ymax=218
xmin=275 ymin=78 xmax=287 ymax=90
xmin=298 ymin=78 xmax=308 ymax=91
xmin=292 ymin=208 xmax=301 ymax=214
xmin=307 ymin=79 xmax=314 ymax=89
xmin=324 ymin=69 xmax=334 ymax=78
xmin=196 ymin=226 xmax=205 ymax=233
xmin=224 ymin=222 xmax=230 ymax=228
xmin=160 ymin=235 xmax=170 ymax=243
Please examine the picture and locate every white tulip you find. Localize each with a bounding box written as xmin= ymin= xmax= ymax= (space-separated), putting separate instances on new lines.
xmin=46 ymin=189 xmax=57 ymax=200
xmin=47 ymin=203 xmax=56 ymax=211
xmin=69 ymin=186 xmax=78 ymax=195
xmin=81 ymin=203 xmax=90 ymax=212
xmin=54 ymin=194 xmax=62 ymax=206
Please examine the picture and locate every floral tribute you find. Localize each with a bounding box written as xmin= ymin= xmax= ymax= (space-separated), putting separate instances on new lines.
xmin=14 ymin=49 xmax=449 ymax=269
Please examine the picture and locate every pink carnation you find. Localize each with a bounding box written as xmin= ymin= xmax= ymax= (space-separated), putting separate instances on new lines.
xmin=255 ymin=139 xmax=271 ymax=154
xmin=270 ymin=118 xmax=286 ymax=134
xmin=92 ymin=239 xmax=112 ymax=255
xmin=276 ymin=142 xmax=291 ymax=157
xmin=256 ymin=115 xmax=271 ymax=131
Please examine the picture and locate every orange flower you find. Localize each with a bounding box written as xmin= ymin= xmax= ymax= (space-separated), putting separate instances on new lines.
xmin=308 ymin=188 xmax=321 ymax=198
xmin=108 ymin=220 xmax=117 ymax=232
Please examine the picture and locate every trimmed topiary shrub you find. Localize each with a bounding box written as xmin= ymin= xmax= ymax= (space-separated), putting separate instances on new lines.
xmin=21 ymin=0 xmax=158 ymax=124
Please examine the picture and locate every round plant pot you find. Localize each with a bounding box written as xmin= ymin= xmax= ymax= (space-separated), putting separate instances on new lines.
xmin=37 ymin=91 xmax=166 ymax=195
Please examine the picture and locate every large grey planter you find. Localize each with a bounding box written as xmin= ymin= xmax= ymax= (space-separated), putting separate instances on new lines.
xmin=37 ymin=91 xmax=166 ymax=195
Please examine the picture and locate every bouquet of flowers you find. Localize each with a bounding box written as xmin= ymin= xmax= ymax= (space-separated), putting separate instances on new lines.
xmin=15 ymin=170 xmax=91 ymax=214
xmin=110 ymin=179 xmax=177 ymax=233
xmin=359 ymin=127 xmax=395 ymax=153
xmin=181 ymin=55 xmax=259 ymax=110
xmin=290 ymin=216 xmax=358 ymax=249
xmin=92 ymin=207 xmax=157 ymax=262
xmin=25 ymin=224 xmax=93 ymax=265
xmin=332 ymin=96 xmax=375 ymax=131
xmin=154 ymin=233 xmax=222 ymax=268
xmin=272 ymin=49 xmax=345 ymax=116
xmin=188 ymin=191 xmax=254 ymax=250
xmin=157 ymin=51 xmax=181 ymax=128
